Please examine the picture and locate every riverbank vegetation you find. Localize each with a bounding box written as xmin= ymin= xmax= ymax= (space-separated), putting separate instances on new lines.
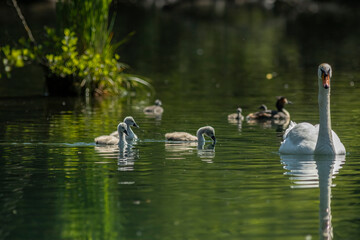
xmin=0 ymin=0 xmax=152 ymax=96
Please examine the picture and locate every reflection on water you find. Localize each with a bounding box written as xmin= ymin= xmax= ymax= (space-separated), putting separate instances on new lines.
xmin=280 ymin=155 xmax=346 ymax=188
xmin=95 ymin=143 xmax=139 ymax=171
xmin=246 ymin=118 xmax=290 ymax=132
xmin=280 ymin=154 xmax=346 ymax=240
xmin=1 ymin=1 xmax=360 ymax=239
xmin=197 ymin=143 xmax=215 ymax=163
xmin=165 ymin=142 xmax=198 ymax=159
xmin=144 ymin=111 xmax=163 ymax=121
xmin=227 ymin=118 xmax=243 ymax=132
xmin=165 ymin=142 xmax=215 ymax=162
xmin=245 ymin=116 xmax=290 ymax=139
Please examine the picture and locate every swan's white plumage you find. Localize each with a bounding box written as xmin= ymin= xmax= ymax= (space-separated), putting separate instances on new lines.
xmin=280 ymin=122 xmax=319 ymax=154
xmin=279 ymin=63 xmax=345 ymax=155
xmin=280 ymin=121 xmax=345 ymax=155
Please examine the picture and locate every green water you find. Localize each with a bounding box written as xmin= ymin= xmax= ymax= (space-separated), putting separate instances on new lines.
xmin=1 ymin=3 xmax=360 ymax=240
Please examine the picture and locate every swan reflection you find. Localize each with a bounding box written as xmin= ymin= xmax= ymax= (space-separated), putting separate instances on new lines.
xmin=197 ymin=143 xmax=215 ymax=163
xmin=145 ymin=112 xmax=162 ymax=121
xmin=95 ymin=143 xmax=139 ymax=171
xmin=165 ymin=142 xmax=215 ymax=162
xmin=280 ymin=154 xmax=346 ymax=240
xmin=227 ymin=118 xmax=243 ymax=132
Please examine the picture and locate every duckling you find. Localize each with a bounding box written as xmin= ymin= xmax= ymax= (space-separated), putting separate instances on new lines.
xmin=246 ymin=97 xmax=291 ymax=121
xmin=246 ymin=104 xmax=271 ymax=120
xmin=165 ymin=126 xmax=216 ymax=145
xmin=258 ymin=104 xmax=268 ymax=111
xmin=144 ymin=99 xmax=164 ymax=115
xmin=111 ymin=116 xmax=139 ymax=141
xmin=227 ymin=107 xmax=244 ymax=121
xmin=95 ymin=122 xmax=128 ymax=145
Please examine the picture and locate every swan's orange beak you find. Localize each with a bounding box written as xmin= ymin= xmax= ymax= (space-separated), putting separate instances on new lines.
xmin=322 ymin=73 xmax=330 ymax=89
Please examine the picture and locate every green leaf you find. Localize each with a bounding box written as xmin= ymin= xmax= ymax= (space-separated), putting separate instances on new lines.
xmin=64 ymin=28 xmax=71 ymax=36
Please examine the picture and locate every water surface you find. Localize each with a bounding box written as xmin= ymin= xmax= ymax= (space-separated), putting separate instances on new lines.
xmin=1 ymin=3 xmax=360 ymax=240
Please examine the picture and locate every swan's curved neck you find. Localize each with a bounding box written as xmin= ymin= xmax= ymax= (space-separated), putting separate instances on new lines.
xmin=237 ymin=112 xmax=242 ymax=119
xmin=315 ymin=84 xmax=334 ymax=154
xmin=126 ymin=124 xmax=135 ymax=138
xmin=197 ymin=129 xmax=206 ymax=144
xmin=118 ymin=130 xmax=126 ymax=146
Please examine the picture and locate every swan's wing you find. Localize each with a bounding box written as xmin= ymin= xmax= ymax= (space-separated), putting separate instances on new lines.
xmin=331 ymin=130 xmax=346 ymax=155
xmin=228 ymin=113 xmax=236 ymax=119
xmin=165 ymin=132 xmax=197 ymax=141
xmin=282 ymin=121 xmax=296 ymax=140
xmin=110 ymin=131 xmax=119 ymax=138
xmin=154 ymin=106 xmax=164 ymax=114
xmin=95 ymin=135 xmax=119 ymax=145
xmin=144 ymin=105 xmax=155 ymax=113
xmin=279 ymin=122 xmax=318 ymax=154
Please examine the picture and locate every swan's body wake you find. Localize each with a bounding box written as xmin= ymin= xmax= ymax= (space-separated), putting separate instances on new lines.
xmin=279 ymin=63 xmax=345 ymax=155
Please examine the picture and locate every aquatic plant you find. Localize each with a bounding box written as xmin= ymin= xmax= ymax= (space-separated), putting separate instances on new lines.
xmin=0 ymin=0 xmax=152 ymax=96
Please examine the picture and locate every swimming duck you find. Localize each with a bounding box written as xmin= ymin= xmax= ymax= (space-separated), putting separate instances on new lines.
xmin=144 ymin=99 xmax=164 ymax=115
xmin=95 ymin=122 xmax=128 ymax=145
xmin=279 ymin=63 xmax=345 ymax=155
xmin=165 ymin=126 xmax=216 ymax=144
xmin=246 ymin=96 xmax=291 ymax=121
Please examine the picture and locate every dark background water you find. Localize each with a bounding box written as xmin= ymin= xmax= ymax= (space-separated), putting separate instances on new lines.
xmin=1 ymin=1 xmax=360 ymax=239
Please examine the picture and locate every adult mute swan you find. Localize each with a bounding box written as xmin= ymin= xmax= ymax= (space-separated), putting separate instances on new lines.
xmin=228 ymin=108 xmax=244 ymax=121
xmin=246 ymin=96 xmax=291 ymax=121
xmin=111 ymin=116 xmax=139 ymax=141
xmin=279 ymin=63 xmax=346 ymax=155
xmin=95 ymin=122 xmax=128 ymax=145
xmin=165 ymin=126 xmax=216 ymax=145
xmin=144 ymin=99 xmax=164 ymax=115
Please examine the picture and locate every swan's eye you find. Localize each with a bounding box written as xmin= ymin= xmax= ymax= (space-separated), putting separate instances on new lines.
xmin=321 ymin=69 xmax=328 ymax=77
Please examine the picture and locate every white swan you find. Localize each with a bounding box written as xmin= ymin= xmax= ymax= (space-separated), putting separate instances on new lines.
xmin=110 ymin=116 xmax=139 ymax=141
xmin=228 ymin=107 xmax=244 ymax=121
xmin=95 ymin=122 xmax=128 ymax=145
xmin=165 ymin=126 xmax=216 ymax=145
xmin=144 ymin=99 xmax=164 ymax=115
xmin=279 ymin=63 xmax=345 ymax=155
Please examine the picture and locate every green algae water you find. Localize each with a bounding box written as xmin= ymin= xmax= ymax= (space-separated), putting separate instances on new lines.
xmin=1 ymin=3 xmax=360 ymax=240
